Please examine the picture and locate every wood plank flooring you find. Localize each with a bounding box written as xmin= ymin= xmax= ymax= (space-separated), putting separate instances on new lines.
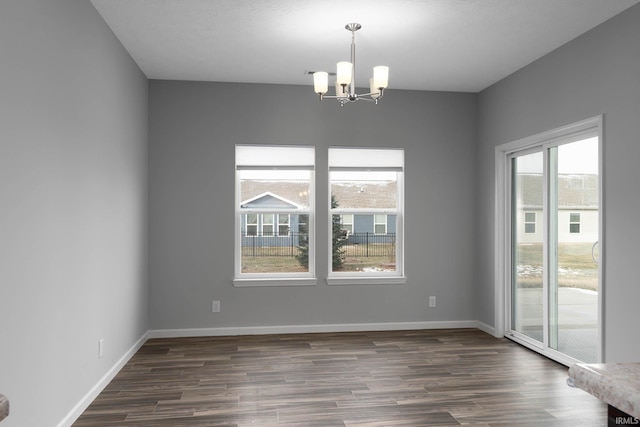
xmin=73 ymin=329 xmax=606 ymax=426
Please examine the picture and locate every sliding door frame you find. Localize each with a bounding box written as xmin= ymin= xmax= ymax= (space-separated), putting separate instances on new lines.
xmin=494 ymin=115 xmax=604 ymax=366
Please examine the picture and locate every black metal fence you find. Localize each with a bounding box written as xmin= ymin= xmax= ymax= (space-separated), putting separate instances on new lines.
xmin=241 ymin=231 xmax=307 ymax=257
xmin=241 ymin=231 xmax=395 ymax=258
xmin=341 ymin=232 xmax=396 ymax=258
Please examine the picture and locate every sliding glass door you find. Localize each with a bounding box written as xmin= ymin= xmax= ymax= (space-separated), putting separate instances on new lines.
xmin=549 ymin=138 xmax=600 ymax=362
xmin=505 ymin=118 xmax=601 ymax=365
xmin=511 ymin=150 xmax=545 ymax=345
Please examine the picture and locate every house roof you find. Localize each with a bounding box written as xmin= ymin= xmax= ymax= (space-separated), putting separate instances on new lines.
xmin=240 ymin=180 xmax=397 ymax=209
xmin=240 ymin=192 xmax=301 ymax=209
xmin=331 ymin=182 xmax=397 ymax=210
xmin=240 ymin=181 xmax=310 ymax=208
xmin=516 ymin=174 xmax=598 ymax=209
xmin=241 ymin=175 xmax=596 ymax=210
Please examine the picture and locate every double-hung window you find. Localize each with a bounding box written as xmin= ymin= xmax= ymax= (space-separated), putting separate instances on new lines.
xmin=234 ymin=145 xmax=316 ymax=286
xmin=340 ymin=214 xmax=354 ymax=235
xmin=327 ymin=147 xmax=406 ymax=285
xmin=524 ymin=212 xmax=536 ymax=234
xmin=569 ymin=212 xmax=581 ymax=233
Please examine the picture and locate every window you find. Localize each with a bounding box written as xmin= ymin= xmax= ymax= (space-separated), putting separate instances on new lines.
xmin=262 ymin=213 xmax=274 ymax=235
xmin=234 ymin=145 xmax=316 ymax=286
xmin=278 ymin=214 xmax=290 ymax=236
xmin=246 ymin=213 xmax=258 ymax=236
xmin=569 ymin=212 xmax=581 ymax=233
xmin=328 ymin=147 xmax=405 ymax=284
xmin=374 ymin=214 xmax=387 ymax=234
xmin=244 ymin=213 xmax=290 ymax=236
xmin=524 ymin=212 xmax=536 ymax=234
xmin=340 ymin=214 xmax=354 ymax=234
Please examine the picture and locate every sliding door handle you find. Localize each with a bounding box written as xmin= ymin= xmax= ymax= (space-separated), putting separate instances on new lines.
xmin=591 ymin=241 xmax=599 ymax=264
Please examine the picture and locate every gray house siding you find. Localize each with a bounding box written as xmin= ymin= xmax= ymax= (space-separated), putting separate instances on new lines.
xmin=353 ymin=215 xmax=374 ymax=234
xmin=351 ymin=214 xmax=397 ymax=234
xmin=346 ymin=214 xmax=397 ymax=245
xmin=240 ymin=213 xmax=303 ymax=247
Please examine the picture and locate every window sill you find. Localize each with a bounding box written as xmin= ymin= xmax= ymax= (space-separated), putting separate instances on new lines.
xmin=233 ymin=277 xmax=318 ymax=287
xmin=326 ymin=276 xmax=407 ymax=286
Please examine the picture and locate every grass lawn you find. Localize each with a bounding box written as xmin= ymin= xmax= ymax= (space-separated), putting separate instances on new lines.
xmin=241 ymin=256 xmax=308 ymax=273
xmin=241 ymin=244 xmax=395 ymax=273
xmin=516 ymin=242 xmax=597 ymax=269
xmin=241 ymin=255 xmax=396 ymax=273
xmin=515 ymin=242 xmax=598 ymax=291
xmin=334 ymin=255 xmax=395 ymax=272
xmin=241 ymin=243 xmax=595 ymax=287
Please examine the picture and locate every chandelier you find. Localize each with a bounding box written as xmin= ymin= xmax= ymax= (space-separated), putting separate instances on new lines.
xmin=313 ymin=23 xmax=389 ymax=106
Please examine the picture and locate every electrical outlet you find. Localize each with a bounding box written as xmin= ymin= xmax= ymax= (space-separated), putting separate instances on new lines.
xmin=98 ymin=338 xmax=104 ymax=359
xmin=212 ymin=300 xmax=220 ymax=313
xmin=429 ymin=296 xmax=436 ymax=307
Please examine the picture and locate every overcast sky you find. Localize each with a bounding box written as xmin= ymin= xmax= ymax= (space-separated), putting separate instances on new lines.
xmin=515 ymin=137 xmax=598 ymax=174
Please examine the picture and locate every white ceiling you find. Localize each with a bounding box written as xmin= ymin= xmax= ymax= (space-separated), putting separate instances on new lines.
xmin=91 ymin=0 xmax=640 ymax=93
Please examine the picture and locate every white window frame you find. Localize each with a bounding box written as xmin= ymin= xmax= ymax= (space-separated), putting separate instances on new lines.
xmin=340 ymin=214 xmax=354 ymax=235
xmin=277 ymin=214 xmax=290 ymax=236
xmin=245 ymin=213 xmax=258 ymax=236
xmin=569 ymin=212 xmax=581 ymax=234
xmin=524 ymin=212 xmax=536 ymax=234
xmin=245 ymin=213 xmax=291 ymax=237
xmin=234 ymin=145 xmax=316 ymax=287
xmin=374 ymin=214 xmax=387 ymax=234
xmin=261 ymin=213 xmax=275 ymax=236
xmin=327 ymin=147 xmax=406 ymax=285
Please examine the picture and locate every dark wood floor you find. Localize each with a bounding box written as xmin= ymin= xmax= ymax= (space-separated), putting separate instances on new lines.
xmin=73 ymin=329 xmax=605 ymax=426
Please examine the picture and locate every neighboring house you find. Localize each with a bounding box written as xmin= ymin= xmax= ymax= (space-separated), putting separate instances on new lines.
xmin=240 ymin=191 xmax=305 ymax=248
xmin=240 ymin=180 xmax=397 ymax=248
xmin=515 ymin=174 xmax=598 ymax=244
xmin=330 ymin=181 xmax=397 ymax=245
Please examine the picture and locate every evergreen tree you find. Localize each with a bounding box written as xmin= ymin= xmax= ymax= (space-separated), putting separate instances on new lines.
xmin=296 ymin=195 xmax=346 ymax=270
xmin=295 ymin=215 xmax=309 ymax=268
xmin=331 ymin=195 xmax=346 ymax=270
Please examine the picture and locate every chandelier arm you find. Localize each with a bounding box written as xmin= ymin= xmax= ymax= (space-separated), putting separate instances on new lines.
xmin=358 ymin=89 xmax=384 ymax=99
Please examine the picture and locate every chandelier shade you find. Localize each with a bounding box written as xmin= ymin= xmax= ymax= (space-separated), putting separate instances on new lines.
xmin=336 ymin=61 xmax=353 ymax=86
xmin=312 ymin=23 xmax=388 ymax=106
xmin=313 ymin=71 xmax=328 ymax=95
xmin=373 ymin=66 xmax=389 ymax=90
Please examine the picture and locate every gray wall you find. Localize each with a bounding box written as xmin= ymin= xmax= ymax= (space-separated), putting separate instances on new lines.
xmin=0 ymin=1 xmax=148 ymax=426
xmin=149 ymin=81 xmax=478 ymax=330
xmin=476 ymin=4 xmax=640 ymax=362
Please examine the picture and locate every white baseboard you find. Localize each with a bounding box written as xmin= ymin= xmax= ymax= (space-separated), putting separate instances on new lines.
xmin=148 ymin=320 xmax=480 ymax=338
xmin=475 ymin=320 xmax=497 ymax=337
xmin=56 ymin=331 xmax=149 ymax=427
